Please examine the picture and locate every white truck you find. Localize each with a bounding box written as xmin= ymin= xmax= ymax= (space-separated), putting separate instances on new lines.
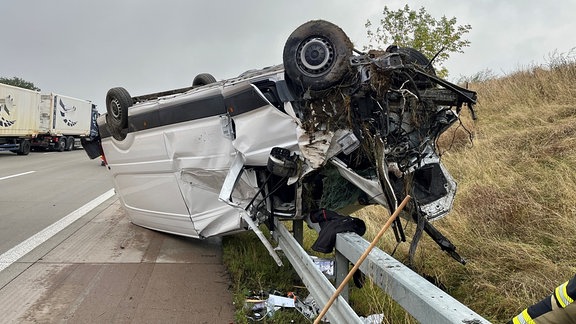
xmin=0 ymin=83 xmax=97 ymax=155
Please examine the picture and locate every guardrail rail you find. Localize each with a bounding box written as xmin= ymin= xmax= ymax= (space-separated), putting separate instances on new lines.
xmin=273 ymin=218 xmax=491 ymax=324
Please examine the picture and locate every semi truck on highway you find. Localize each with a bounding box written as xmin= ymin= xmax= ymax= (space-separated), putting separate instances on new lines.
xmin=0 ymin=83 xmax=97 ymax=155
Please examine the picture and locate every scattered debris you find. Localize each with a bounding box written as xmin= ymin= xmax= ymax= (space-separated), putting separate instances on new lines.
xmin=244 ymin=290 xmax=298 ymax=320
xmin=294 ymin=293 xmax=322 ymax=321
xmin=311 ymin=256 xmax=334 ymax=277
xmin=360 ymin=313 xmax=385 ymax=324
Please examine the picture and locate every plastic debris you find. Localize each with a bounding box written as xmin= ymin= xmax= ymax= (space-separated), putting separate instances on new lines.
xmin=294 ymin=293 xmax=321 ymax=320
xmin=244 ymin=291 xmax=298 ymax=320
xmin=311 ymin=256 xmax=334 ymax=277
xmin=361 ymin=313 xmax=384 ymax=323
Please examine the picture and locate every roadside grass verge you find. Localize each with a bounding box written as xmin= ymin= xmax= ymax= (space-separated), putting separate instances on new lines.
xmin=222 ymin=230 xmax=308 ymax=323
xmin=223 ymin=54 xmax=576 ymax=323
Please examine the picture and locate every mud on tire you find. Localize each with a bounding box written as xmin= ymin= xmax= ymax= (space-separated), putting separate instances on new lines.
xmin=106 ymin=87 xmax=133 ymax=141
xmin=283 ymin=20 xmax=353 ymax=94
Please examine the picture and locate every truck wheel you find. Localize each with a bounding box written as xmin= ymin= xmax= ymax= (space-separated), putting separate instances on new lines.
xmin=283 ymin=20 xmax=353 ymax=94
xmin=17 ymin=139 xmax=31 ymax=156
xmin=397 ymin=47 xmax=436 ymax=89
xmin=106 ymin=87 xmax=133 ymax=141
xmin=55 ymin=136 xmax=66 ymax=152
xmin=65 ymin=136 xmax=75 ymax=151
xmin=192 ymin=73 xmax=217 ymax=87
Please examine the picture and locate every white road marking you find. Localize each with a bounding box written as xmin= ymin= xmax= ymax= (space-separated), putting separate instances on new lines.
xmin=0 ymin=188 xmax=115 ymax=272
xmin=0 ymin=171 xmax=36 ymax=181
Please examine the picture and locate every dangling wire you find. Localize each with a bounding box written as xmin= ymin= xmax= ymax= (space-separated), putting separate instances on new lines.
xmin=253 ymin=174 xmax=289 ymax=214
xmin=408 ymin=199 xmax=426 ymax=267
xmin=425 ymin=46 xmax=445 ymax=70
xmin=390 ymin=217 xmax=410 ymax=257
xmin=245 ymin=172 xmax=273 ymax=212
xmin=436 ymin=114 xmax=475 ymax=157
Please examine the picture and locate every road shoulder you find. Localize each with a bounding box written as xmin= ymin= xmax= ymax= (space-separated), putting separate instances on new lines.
xmin=0 ymin=198 xmax=235 ymax=323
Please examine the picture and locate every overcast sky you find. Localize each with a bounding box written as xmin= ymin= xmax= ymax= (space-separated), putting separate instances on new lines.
xmin=2 ymin=1 xmax=574 ymax=111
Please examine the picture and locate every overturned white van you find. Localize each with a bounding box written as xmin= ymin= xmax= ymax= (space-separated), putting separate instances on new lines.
xmin=87 ymin=20 xmax=477 ymax=263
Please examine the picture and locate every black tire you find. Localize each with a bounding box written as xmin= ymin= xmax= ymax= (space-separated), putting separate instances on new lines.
xmin=17 ymin=139 xmax=30 ymax=156
xmin=65 ymin=136 xmax=75 ymax=151
xmin=397 ymin=47 xmax=436 ymax=89
xmin=55 ymin=136 xmax=66 ymax=152
xmin=192 ymin=73 xmax=217 ymax=87
xmin=283 ymin=20 xmax=353 ymax=93
xmin=106 ymin=87 xmax=133 ymax=141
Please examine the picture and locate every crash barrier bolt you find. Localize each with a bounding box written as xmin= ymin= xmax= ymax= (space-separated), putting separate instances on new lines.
xmin=313 ymin=195 xmax=412 ymax=324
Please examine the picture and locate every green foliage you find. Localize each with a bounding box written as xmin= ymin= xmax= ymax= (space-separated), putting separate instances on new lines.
xmin=365 ymin=5 xmax=472 ymax=77
xmin=0 ymin=76 xmax=40 ymax=91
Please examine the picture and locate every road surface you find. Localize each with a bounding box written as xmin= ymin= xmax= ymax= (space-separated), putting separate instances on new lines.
xmin=0 ymin=150 xmax=235 ymax=323
xmin=0 ymin=150 xmax=112 ymax=255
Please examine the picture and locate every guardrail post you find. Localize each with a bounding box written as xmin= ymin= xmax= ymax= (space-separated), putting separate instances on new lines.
xmin=273 ymin=219 xmax=363 ymax=323
xmin=292 ymin=219 xmax=303 ymax=245
xmin=334 ymin=249 xmax=349 ymax=302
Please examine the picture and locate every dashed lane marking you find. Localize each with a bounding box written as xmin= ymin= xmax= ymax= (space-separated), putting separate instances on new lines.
xmin=0 ymin=171 xmax=36 ymax=181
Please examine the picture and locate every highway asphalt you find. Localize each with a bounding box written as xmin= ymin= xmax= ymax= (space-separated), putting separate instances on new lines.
xmin=0 ymin=150 xmax=235 ymax=323
xmin=0 ymin=150 xmax=112 ymax=255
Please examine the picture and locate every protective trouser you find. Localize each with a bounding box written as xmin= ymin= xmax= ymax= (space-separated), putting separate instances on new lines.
xmin=509 ymin=274 xmax=576 ymax=324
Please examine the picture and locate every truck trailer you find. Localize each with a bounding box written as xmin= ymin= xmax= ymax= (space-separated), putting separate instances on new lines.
xmin=0 ymin=83 xmax=97 ymax=155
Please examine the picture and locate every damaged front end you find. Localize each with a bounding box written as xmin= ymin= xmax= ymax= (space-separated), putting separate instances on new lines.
xmin=98 ymin=19 xmax=476 ymax=265
xmin=272 ymin=20 xmax=477 ymax=262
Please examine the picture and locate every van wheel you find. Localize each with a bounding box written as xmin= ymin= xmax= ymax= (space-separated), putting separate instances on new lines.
xmin=106 ymin=87 xmax=133 ymax=141
xmin=192 ymin=73 xmax=217 ymax=87
xmin=283 ymin=20 xmax=353 ymax=94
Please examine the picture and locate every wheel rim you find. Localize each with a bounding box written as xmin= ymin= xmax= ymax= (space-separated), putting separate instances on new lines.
xmin=296 ymin=37 xmax=335 ymax=77
xmin=110 ymin=99 xmax=122 ymax=119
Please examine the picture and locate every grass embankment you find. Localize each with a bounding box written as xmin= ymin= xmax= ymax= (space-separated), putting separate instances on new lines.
xmin=223 ymin=56 xmax=576 ymax=323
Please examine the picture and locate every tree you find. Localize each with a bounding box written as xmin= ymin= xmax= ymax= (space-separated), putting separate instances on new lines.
xmin=0 ymin=77 xmax=40 ymax=91
xmin=365 ymin=5 xmax=471 ymax=77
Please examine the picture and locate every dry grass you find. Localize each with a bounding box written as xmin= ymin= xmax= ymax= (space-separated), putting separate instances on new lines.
xmin=354 ymin=56 xmax=576 ymax=323
xmin=223 ymin=55 xmax=576 ymax=324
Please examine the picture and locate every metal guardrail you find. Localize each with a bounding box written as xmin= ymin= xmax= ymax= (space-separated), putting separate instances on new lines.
xmin=273 ymin=218 xmax=491 ymax=324
xmin=336 ymin=232 xmax=491 ymax=324
xmin=273 ymin=219 xmax=363 ymax=323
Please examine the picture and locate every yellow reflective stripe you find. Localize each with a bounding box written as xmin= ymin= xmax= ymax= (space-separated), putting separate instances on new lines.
xmin=555 ymin=281 xmax=574 ymax=308
xmin=512 ymin=309 xmax=535 ymax=324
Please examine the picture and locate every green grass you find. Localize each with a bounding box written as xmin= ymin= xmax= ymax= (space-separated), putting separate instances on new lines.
xmin=222 ymin=230 xmax=309 ymax=323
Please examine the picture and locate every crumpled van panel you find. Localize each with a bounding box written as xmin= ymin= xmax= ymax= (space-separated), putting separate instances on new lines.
xmin=231 ymin=105 xmax=298 ymax=166
xmin=115 ymin=172 xmax=198 ymax=237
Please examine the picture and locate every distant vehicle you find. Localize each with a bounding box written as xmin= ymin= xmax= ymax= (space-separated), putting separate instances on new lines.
xmin=0 ymin=83 xmax=97 ymax=155
xmin=86 ymin=20 xmax=477 ymax=262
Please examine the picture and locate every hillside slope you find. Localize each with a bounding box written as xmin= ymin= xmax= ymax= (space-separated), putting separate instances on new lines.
xmin=222 ymin=59 xmax=576 ymax=323
xmin=396 ymin=58 xmax=576 ymax=322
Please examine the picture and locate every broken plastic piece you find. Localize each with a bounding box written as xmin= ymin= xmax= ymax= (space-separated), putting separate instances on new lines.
xmin=311 ymin=256 xmax=334 ymax=277
xmin=265 ymin=294 xmax=296 ymax=317
xmin=294 ymin=294 xmax=321 ymax=321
